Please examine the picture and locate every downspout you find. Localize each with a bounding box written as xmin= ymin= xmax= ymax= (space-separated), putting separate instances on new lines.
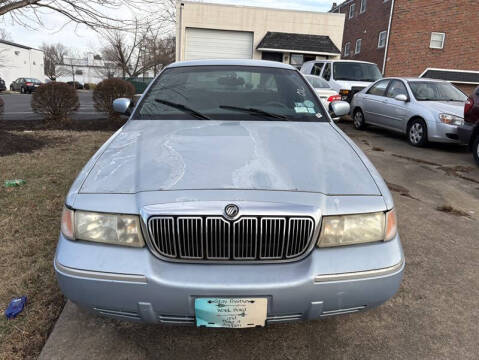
xmin=177 ymin=2 xmax=184 ymax=61
xmin=382 ymin=0 xmax=395 ymax=75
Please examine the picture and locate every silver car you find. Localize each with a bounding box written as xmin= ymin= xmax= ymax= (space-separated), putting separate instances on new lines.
xmin=55 ymin=60 xmax=404 ymax=328
xmin=351 ymin=78 xmax=467 ymax=146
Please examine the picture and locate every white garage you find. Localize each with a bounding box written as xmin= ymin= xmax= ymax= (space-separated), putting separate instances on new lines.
xmin=184 ymin=28 xmax=253 ymax=60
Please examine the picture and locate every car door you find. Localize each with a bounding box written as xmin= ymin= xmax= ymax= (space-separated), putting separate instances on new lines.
xmin=311 ymin=62 xmax=324 ymax=76
xmin=362 ymin=79 xmax=390 ymax=125
xmin=321 ymin=63 xmax=334 ymax=90
xmin=382 ymin=80 xmax=410 ymax=131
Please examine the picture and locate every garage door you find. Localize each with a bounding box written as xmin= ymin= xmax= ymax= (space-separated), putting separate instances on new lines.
xmin=185 ymin=28 xmax=253 ymax=60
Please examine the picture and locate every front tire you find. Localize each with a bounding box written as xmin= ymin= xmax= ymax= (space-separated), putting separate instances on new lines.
xmin=473 ymin=136 xmax=479 ymax=166
xmin=407 ymin=118 xmax=428 ymax=147
xmin=353 ymin=109 xmax=366 ymax=130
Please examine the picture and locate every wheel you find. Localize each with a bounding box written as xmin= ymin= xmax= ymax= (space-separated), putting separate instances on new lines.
xmin=353 ymin=109 xmax=366 ymax=130
xmin=473 ymin=136 xmax=479 ymax=166
xmin=20 ymin=87 xmax=25 ymax=94
xmin=407 ymin=118 xmax=428 ymax=147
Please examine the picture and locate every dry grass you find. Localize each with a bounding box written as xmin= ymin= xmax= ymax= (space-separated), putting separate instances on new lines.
xmin=0 ymin=130 xmax=112 ymax=359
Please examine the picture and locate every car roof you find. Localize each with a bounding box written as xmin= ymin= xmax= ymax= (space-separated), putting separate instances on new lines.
xmin=166 ymin=59 xmax=296 ymax=70
xmin=303 ymin=59 xmax=376 ymax=65
xmin=382 ymin=77 xmax=447 ymax=83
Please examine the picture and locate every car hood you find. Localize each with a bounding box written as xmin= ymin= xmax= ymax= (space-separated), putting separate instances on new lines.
xmin=79 ymin=120 xmax=380 ymax=195
xmin=420 ymin=101 xmax=465 ymax=117
xmin=336 ymin=80 xmax=373 ymax=90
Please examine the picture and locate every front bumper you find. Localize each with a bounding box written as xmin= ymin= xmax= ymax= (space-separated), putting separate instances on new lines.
xmin=55 ymin=233 xmax=404 ymax=325
xmin=457 ymin=123 xmax=474 ymax=146
xmin=429 ymin=121 xmax=461 ymax=143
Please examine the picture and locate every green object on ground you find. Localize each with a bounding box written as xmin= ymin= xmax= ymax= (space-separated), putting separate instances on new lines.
xmin=4 ymin=179 xmax=26 ymax=187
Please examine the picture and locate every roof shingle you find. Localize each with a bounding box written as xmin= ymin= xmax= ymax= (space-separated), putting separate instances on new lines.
xmin=256 ymin=32 xmax=341 ymax=55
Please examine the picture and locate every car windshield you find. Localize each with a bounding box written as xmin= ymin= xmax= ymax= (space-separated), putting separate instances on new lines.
xmin=25 ymin=78 xmax=40 ymax=83
xmin=333 ymin=62 xmax=382 ymax=82
xmin=135 ymin=65 xmax=328 ymax=122
xmin=408 ymin=81 xmax=467 ymax=101
xmin=304 ymin=75 xmax=330 ymax=89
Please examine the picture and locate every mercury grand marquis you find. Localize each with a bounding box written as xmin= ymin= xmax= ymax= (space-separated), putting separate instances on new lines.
xmin=55 ymin=60 xmax=404 ymax=328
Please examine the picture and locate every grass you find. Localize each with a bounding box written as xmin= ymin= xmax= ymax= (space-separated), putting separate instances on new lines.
xmin=0 ymin=130 xmax=112 ymax=359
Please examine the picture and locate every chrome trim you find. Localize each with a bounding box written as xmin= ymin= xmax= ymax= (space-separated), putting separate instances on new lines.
xmin=259 ymin=217 xmax=286 ymax=260
xmin=233 ymin=217 xmax=258 ymax=260
xmin=55 ymin=260 xmax=147 ymax=284
xmin=141 ymin=201 xmax=322 ymax=264
xmin=314 ymin=259 xmax=404 ymax=283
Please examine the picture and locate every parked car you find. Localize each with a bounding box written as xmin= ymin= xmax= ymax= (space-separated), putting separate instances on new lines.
xmin=351 ymin=78 xmax=467 ymax=146
xmin=303 ymin=74 xmax=341 ymax=108
xmin=56 ymin=59 xmax=403 ymax=328
xmin=300 ymin=60 xmax=383 ymax=103
xmin=67 ymin=81 xmax=84 ymax=89
xmin=458 ymin=86 xmax=479 ymax=165
xmin=9 ymin=78 xmax=42 ymax=93
xmin=0 ymin=77 xmax=6 ymax=92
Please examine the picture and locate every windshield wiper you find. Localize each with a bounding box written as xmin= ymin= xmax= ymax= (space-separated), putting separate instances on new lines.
xmin=155 ymin=99 xmax=211 ymax=120
xmin=219 ymin=105 xmax=287 ymax=120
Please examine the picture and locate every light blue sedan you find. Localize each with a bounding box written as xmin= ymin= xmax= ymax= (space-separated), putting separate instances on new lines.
xmin=55 ymin=60 xmax=404 ymax=328
xmin=351 ymin=78 xmax=467 ymax=146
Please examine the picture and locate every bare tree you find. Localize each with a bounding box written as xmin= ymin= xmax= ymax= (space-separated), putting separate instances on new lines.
xmin=41 ymin=43 xmax=70 ymax=80
xmin=0 ymin=0 xmax=176 ymax=31
xmin=0 ymin=28 xmax=11 ymax=40
xmin=100 ymin=21 xmax=151 ymax=78
xmin=144 ymin=34 xmax=175 ymax=76
xmin=94 ymin=58 xmax=120 ymax=80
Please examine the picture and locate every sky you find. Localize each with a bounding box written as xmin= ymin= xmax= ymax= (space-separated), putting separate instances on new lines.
xmin=1 ymin=0 xmax=337 ymax=55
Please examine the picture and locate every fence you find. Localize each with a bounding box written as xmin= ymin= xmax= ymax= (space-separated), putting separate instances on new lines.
xmin=124 ymin=77 xmax=155 ymax=94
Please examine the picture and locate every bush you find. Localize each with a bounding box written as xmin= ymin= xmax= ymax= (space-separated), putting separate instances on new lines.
xmin=31 ymin=83 xmax=79 ymax=125
xmin=93 ymin=79 xmax=135 ymax=121
xmin=84 ymin=83 xmax=96 ymax=91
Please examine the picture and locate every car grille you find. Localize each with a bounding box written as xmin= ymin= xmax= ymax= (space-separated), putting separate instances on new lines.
xmin=147 ymin=216 xmax=315 ymax=262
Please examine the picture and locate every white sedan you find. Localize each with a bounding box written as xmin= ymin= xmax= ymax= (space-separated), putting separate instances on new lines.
xmin=304 ymin=75 xmax=341 ymax=109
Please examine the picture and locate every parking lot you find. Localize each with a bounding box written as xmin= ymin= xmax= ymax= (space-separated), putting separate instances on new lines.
xmin=38 ymin=121 xmax=479 ymax=360
xmin=0 ymin=92 xmax=104 ymax=121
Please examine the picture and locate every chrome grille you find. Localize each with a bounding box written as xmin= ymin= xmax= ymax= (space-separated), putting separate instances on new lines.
xmin=147 ymin=216 xmax=315 ymax=262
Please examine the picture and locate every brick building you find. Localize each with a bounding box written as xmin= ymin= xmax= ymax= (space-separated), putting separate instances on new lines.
xmin=330 ymin=0 xmax=479 ymax=94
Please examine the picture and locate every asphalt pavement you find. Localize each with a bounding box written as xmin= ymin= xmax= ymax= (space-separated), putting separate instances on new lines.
xmin=39 ymin=121 xmax=479 ymax=360
xmin=0 ymin=91 xmax=105 ymax=120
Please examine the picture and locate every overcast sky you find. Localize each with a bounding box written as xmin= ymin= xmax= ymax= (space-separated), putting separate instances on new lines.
xmin=1 ymin=0 xmax=337 ymax=55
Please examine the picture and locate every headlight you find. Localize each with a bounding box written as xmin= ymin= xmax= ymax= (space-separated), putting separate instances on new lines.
xmin=317 ymin=209 xmax=397 ymax=248
xmin=60 ymin=208 xmax=145 ymax=247
xmin=439 ymin=113 xmax=464 ymax=126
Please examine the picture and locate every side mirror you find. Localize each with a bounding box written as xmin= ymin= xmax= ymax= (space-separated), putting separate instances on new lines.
xmin=394 ymin=94 xmax=408 ymax=102
xmin=329 ymin=101 xmax=350 ymax=118
xmin=113 ymin=98 xmax=132 ymax=114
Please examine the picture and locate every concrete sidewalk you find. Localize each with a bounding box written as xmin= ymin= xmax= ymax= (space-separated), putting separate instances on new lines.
xmin=39 ymin=123 xmax=479 ymax=360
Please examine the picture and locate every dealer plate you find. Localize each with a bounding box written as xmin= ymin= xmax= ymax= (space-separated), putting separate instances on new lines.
xmin=195 ymin=298 xmax=267 ymax=328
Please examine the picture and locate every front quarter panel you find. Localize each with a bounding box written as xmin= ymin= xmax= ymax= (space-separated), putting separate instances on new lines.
xmin=329 ymin=123 xmax=394 ymax=210
xmin=65 ymin=128 xmax=123 ymax=207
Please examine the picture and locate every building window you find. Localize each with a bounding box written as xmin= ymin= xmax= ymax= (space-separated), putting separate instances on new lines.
xmin=75 ymin=69 xmax=83 ymax=75
xmin=430 ymin=32 xmax=445 ymax=49
xmin=14 ymin=51 xmax=20 ymax=55
xmin=344 ymin=42 xmax=351 ymax=57
xmin=360 ymin=0 xmax=367 ymax=13
xmin=355 ymin=39 xmax=362 ymax=54
xmin=290 ymin=54 xmax=304 ymax=67
xmin=349 ymin=4 xmax=355 ymax=19
xmin=378 ymin=31 xmax=387 ymax=48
